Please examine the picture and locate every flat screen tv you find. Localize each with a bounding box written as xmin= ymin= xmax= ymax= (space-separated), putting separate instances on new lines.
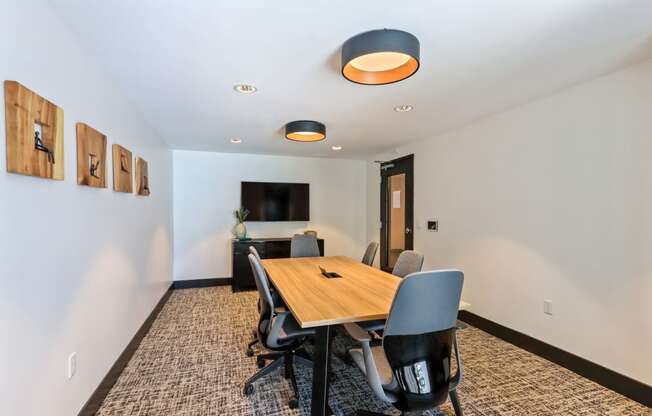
xmin=241 ymin=182 xmax=309 ymax=221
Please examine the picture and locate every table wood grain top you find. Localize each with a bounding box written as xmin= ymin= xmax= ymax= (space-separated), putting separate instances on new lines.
xmin=261 ymin=256 xmax=401 ymax=328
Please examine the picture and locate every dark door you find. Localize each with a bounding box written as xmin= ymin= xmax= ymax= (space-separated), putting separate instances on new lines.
xmin=380 ymin=154 xmax=414 ymax=272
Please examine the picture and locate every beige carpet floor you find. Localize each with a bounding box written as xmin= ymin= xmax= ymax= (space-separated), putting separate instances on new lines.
xmin=95 ymin=287 xmax=651 ymax=415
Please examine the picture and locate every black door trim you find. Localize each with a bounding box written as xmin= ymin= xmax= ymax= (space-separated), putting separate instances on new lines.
xmin=380 ymin=154 xmax=414 ymax=272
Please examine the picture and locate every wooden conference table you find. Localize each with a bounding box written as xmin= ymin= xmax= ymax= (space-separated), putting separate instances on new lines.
xmin=261 ymin=255 xmax=469 ymax=416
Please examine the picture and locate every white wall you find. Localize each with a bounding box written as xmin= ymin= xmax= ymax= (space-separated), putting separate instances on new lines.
xmin=367 ymin=60 xmax=652 ymax=385
xmin=174 ymin=150 xmax=367 ymax=280
xmin=0 ymin=2 xmax=173 ymax=415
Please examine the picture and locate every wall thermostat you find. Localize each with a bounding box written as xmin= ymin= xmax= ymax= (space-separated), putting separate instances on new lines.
xmin=427 ymin=221 xmax=438 ymax=232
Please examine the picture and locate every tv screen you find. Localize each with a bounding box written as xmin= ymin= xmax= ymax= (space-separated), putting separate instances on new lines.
xmin=241 ymin=182 xmax=309 ymax=221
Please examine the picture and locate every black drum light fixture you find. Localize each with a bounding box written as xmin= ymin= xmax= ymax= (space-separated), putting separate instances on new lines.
xmin=285 ymin=120 xmax=326 ymax=142
xmin=341 ymin=29 xmax=420 ymax=85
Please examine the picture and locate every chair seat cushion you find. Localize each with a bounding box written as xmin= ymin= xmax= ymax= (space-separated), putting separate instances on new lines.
xmin=349 ymin=346 xmax=396 ymax=388
xmin=273 ymin=312 xmax=315 ymax=343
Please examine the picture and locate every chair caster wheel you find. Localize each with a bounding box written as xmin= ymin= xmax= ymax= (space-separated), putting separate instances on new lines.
xmin=256 ymin=358 xmax=266 ymax=368
xmin=246 ymin=349 xmax=254 ymax=357
xmin=288 ymin=399 xmax=299 ymax=409
xmin=243 ymin=383 xmax=254 ymax=396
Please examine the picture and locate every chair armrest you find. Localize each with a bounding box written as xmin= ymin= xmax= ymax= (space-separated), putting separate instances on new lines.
xmin=359 ymin=341 xmax=393 ymax=403
xmin=344 ymin=324 xmax=392 ymax=403
xmin=343 ymin=323 xmax=372 ymax=343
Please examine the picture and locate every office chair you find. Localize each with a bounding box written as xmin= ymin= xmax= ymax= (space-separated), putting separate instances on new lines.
xmin=362 ymin=242 xmax=379 ymax=266
xmin=290 ymin=234 xmax=320 ymax=257
xmin=345 ymin=270 xmax=465 ymax=416
xmin=358 ymin=250 xmax=425 ymax=333
xmin=249 ymin=245 xmax=262 ymax=261
xmin=245 ymin=246 xmax=263 ymax=356
xmin=245 ymin=246 xmax=288 ymax=357
xmin=391 ymin=250 xmax=424 ymax=278
xmin=242 ymin=253 xmax=315 ymax=409
xmin=249 ymin=245 xmax=286 ymax=306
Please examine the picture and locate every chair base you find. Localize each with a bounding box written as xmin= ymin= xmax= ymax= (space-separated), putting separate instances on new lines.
xmin=245 ymin=338 xmax=259 ymax=357
xmin=256 ymin=352 xmax=283 ymax=368
xmin=243 ymin=349 xmax=313 ymax=409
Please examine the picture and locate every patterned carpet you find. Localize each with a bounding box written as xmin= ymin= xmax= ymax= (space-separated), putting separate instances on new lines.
xmin=96 ymin=287 xmax=651 ymax=415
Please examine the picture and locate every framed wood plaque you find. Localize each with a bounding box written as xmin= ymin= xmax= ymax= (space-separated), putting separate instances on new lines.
xmin=4 ymin=81 xmax=64 ymax=179
xmin=112 ymin=144 xmax=132 ymax=193
xmin=76 ymin=123 xmax=107 ymax=188
xmin=135 ymin=157 xmax=150 ymax=196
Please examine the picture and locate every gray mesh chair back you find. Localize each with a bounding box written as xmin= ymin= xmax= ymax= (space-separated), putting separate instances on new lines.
xmin=385 ymin=270 xmax=463 ymax=336
xmin=249 ymin=245 xmax=261 ymax=261
xmin=391 ymin=250 xmax=424 ymax=278
xmin=383 ymin=270 xmax=464 ymax=412
xmin=249 ymin=245 xmax=265 ymax=313
xmin=290 ymin=234 xmax=320 ymax=258
xmin=362 ymin=242 xmax=379 ymax=266
xmin=248 ymin=254 xmax=276 ymax=346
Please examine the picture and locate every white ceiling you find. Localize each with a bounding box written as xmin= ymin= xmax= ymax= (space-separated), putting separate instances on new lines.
xmin=50 ymin=0 xmax=652 ymax=159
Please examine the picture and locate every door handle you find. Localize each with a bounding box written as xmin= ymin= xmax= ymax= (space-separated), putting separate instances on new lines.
xmin=405 ymin=227 xmax=411 ymax=234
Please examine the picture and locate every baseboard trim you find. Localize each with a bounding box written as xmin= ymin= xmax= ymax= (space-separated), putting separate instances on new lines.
xmin=172 ymin=277 xmax=232 ymax=289
xmin=78 ymin=284 xmax=174 ymax=416
xmin=458 ymin=310 xmax=652 ymax=408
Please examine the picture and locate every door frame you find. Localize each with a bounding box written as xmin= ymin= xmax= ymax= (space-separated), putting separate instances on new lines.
xmin=380 ymin=154 xmax=414 ymax=272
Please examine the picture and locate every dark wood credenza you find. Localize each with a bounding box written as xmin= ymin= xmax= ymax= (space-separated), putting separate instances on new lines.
xmin=231 ymin=237 xmax=325 ymax=291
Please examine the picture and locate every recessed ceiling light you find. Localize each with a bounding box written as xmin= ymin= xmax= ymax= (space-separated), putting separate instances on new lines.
xmin=394 ymin=105 xmax=413 ymax=112
xmin=233 ymin=84 xmax=257 ymax=94
xmin=331 ymin=146 xmax=342 ymax=151
xmin=230 ymin=138 xmax=242 ymax=144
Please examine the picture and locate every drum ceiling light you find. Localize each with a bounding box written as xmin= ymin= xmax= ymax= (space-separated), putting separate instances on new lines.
xmin=342 ymin=29 xmax=420 ymax=85
xmin=285 ymin=120 xmax=326 ymax=142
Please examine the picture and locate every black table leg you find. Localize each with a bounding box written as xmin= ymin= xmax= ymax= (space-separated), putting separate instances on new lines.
xmin=311 ymin=325 xmax=333 ymax=416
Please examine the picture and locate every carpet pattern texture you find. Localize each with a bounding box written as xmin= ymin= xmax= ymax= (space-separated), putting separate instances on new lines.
xmin=95 ymin=287 xmax=651 ymax=415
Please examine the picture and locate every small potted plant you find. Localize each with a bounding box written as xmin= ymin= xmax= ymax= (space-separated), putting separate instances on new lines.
xmin=233 ymin=207 xmax=250 ymax=240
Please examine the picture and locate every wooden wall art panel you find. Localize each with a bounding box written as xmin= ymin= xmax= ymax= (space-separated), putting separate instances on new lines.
xmin=135 ymin=157 xmax=150 ymax=196
xmin=76 ymin=123 xmax=107 ymax=188
xmin=112 ymin=144 xmax=133 ymax=193
xmin=4 ymin=80 xmax=64 ymax=179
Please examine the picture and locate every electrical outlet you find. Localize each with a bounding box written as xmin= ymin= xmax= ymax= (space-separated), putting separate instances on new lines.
xmin=68 ymin=352 xmax=77 ymax=379
xmin=543 ymin=299 xmax=553 ymax=316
